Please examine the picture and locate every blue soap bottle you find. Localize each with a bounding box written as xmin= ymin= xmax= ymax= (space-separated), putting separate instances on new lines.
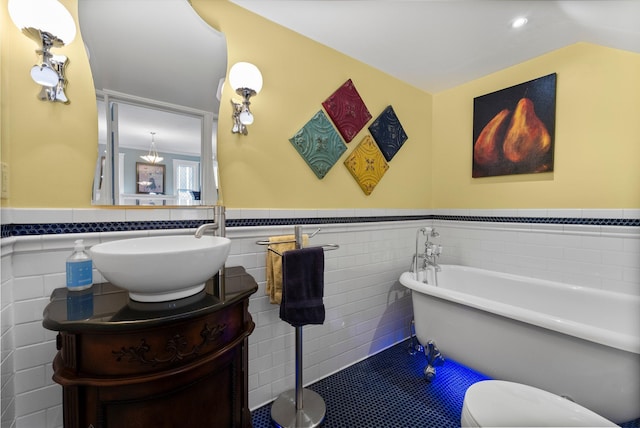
xmin=66 ymin=239 xmax=93 ymax=291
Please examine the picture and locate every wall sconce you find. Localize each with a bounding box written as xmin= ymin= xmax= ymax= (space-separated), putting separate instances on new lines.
xmin=8 ymin=0 xmax=77 ymax=104
xmin=229 ymin=62 xmax=263 ymax=135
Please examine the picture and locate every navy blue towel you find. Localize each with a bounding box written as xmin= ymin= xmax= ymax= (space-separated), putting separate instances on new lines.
xmin=280 ymin=247 xmax=325 ymax=327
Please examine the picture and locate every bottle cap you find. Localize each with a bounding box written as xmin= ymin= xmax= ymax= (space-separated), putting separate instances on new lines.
xmin=74 ymin=239 xmax=85 ymax=251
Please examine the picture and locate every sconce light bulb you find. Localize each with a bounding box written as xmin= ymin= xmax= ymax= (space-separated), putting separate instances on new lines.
xmin=239 ymin=109 xmax=254 ymax=125
xmin=229 ymin=62 xmax=263 ymax=94
xmin=511 ymin=16 xmax=528 ymax=29
xmin=30 ymin=63 xmax=59 ymax=87
xmin=8 ymin=0 xmax=77 ymax=45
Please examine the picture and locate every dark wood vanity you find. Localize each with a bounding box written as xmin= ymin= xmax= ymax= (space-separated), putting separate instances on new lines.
xmin=43 ymin=266 xmax=258 ymax=428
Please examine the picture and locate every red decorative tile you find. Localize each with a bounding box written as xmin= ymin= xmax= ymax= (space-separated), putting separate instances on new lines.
xmin=322 ymin=79 xmax=372 ymax=143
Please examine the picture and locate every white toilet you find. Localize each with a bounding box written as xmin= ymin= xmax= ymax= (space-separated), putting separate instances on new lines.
xmin=461 ymin=380 xmax=618 ymax=427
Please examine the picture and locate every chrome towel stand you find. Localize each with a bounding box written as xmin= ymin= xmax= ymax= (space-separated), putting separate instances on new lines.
xmin=257 ymin=225 xmax=338 ymax=428
xmin=255 ymin=227 xmax=321 ymax=244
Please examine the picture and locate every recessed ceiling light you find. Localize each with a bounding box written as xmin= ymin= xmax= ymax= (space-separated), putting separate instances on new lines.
xmin=512 ymin=17 xmax=528 ymax=28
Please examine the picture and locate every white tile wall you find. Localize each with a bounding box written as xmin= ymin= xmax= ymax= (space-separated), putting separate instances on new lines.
xmin=4 ymin=207 xmax=215 ymax=225
xmin=432 ymin=209 xmax=640 ymax=295
xmin=1 ymin=207 xmax=638 ymax=427
xmin=226 ymin=220 xmax=419 ymax=409
xmin=0 ymin=209 xmax=425 ymax=426
xmin=1 ymin=241 xmax=16 ymax=428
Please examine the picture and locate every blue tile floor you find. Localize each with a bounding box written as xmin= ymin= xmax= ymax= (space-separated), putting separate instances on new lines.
xmin=251 ymin=339 xmax=640 ymax=427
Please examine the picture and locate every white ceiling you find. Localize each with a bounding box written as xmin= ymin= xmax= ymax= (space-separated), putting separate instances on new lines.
xmin=230 ymin=0 xmax=640 ymax=93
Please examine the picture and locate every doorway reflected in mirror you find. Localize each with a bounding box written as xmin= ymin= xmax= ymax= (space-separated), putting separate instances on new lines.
xmin=79 ymin=0 xmax=226 ymax=206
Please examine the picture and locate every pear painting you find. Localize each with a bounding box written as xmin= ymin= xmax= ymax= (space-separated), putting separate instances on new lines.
xmin=472 ymin=74 xmax=556 ymax=178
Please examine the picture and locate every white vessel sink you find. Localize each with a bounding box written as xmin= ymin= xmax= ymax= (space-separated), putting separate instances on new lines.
xmin=90 ymin=235 xmax=231 ymax=302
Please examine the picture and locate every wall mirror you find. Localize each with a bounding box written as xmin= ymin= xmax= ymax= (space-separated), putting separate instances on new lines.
xmin=79 ymin=0 xmax=227 ymax=206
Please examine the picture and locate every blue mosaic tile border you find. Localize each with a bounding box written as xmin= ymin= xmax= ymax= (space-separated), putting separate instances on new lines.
xmin=1 ymin=219 xmax=210 ymax=238
xmin=1 ymin=215 xmax=638 ymax=238
xmin=224 ymin=215 xmax=428 ymax=228
xmin=434 ymin=215 xmax=640 ymax=227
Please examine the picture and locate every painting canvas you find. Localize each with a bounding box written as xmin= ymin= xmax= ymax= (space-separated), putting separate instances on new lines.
xmin=472 ymin=73 xmax=556 ymax=178
xmin=136 ymin=162 xmax=165 ymax=194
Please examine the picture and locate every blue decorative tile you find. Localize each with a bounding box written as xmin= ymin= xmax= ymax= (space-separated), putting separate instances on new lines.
xmin=368 ymin=105 xmax=408 ymax=161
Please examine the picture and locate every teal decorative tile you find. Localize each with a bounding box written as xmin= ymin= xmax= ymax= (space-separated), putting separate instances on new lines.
xmin=289 ymin=111 xmax=347 ymax=179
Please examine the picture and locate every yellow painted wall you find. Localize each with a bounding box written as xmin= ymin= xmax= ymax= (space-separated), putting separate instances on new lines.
xmin=1 ymin=0 xmax=97 ymax=208
xmin=0 ymin=0 xmax=432 ymax=209
xmin=432 ymin=43 xmax=640 ymax=209
xmin=2 ymin=1 xmax=638 ymax=211
xmin=193 ymin=1 xmax=432 ymax=209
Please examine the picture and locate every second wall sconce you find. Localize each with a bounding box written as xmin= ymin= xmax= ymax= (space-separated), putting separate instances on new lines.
xmin=8 ymin=0 xmax=77 ymax=104
xmin=229 ymin=62 xmax=263 ymax=135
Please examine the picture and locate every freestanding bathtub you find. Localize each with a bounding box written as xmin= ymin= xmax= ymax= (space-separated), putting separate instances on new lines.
xmin=399 ymin=265 xmax=640 ymax=424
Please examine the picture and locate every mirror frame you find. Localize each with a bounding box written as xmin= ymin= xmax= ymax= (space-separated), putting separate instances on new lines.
xmin=93 ymin=90 xmax=217 ymax=206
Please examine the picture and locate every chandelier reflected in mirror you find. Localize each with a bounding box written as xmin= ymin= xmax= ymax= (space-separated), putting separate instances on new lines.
xmin=140 ymin=131 xmax=164 ymax=164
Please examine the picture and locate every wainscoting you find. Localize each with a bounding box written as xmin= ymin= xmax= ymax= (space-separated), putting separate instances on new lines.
xmin=1 ymin=207 xmax=637 ymax=427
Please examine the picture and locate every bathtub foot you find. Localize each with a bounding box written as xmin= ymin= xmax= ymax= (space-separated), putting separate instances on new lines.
xmin=423 ymin=340 xmax=445 ymax=382
xmin=424 ymin=365 xmax=437 ymax=382
xmin=407 ymin=319 xmax=424 ymax=355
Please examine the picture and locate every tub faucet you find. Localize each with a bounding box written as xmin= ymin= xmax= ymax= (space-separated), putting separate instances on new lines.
xmin=413 ymin=227 xmax=432 ymax=275
xmin=412 ymin=227 xmax=442 ymax=283
xmin=424 ymin=242 xmax=442 ymax=272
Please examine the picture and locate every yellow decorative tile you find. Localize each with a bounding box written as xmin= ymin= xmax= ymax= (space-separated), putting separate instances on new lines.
xmin=344 ymin=135 xmax=389 ymax=195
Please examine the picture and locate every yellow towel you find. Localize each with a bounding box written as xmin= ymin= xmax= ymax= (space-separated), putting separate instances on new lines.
xmin=266 ymin=234 xmax=308 ymax=304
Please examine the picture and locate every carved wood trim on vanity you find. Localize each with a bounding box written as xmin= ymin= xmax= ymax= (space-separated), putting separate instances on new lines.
xmin=112 ymin=322 xmax=227 ymax=367
xmin=58 ymin=333 xmax=78 ymax=370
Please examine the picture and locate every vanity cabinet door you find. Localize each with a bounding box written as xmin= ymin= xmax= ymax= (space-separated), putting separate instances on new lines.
xmin=99 ymin=343 xmax=244 ymax=427
xmin=53 ymin=299 xmax=253 ymax=428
